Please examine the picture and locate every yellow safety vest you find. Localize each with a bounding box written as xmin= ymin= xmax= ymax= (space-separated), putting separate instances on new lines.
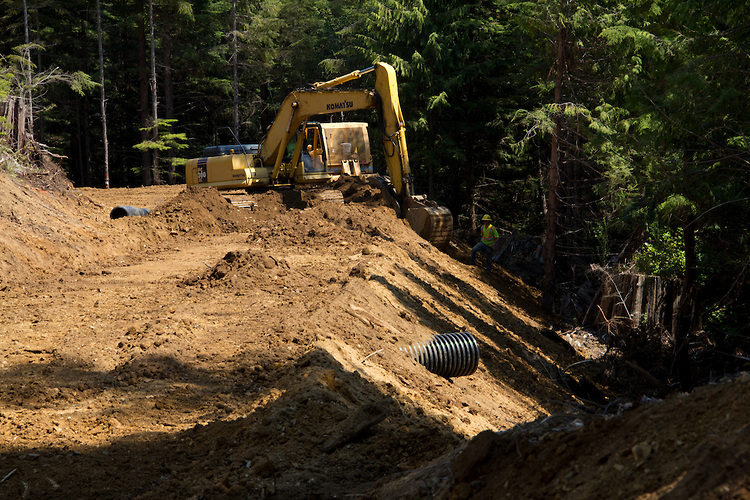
xmin=481 ymin=224 xmax=498 ymax=246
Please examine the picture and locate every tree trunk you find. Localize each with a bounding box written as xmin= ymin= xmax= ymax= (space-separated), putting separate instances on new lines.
xmin=34 ymin=0 xmax=44 ymax=144
xmin=74 ymin=98 xmax=83 ymax=185
xmin=22 ymin=0 xmax=31 ymax=139
xmin=232 ymin=0 xmax=239 ymax=139
xmin=148 ymin=0 xmax=160 ymax=184
xmin=22 ymin=0 xmax=30 ymax=43
xmin=97 ymin=0 xmax=110 ymax=188
xmin=674 ymin=213 xmax=697 ymax=390
xmin=542 ymin=25 xmax=566 ymax=313
xmin=137 ymin=0 xmax=152 ymax=185
xmin=83 ymin=95 xmax=92 ymax=186
xmin=469 ymin=133 xmax=477 ymax=231
xmin=470 ymin=186 xmax=478 ymax=232
xmin=538 ymin=156 xmax=546 ymax=217
xmin=162 ymin=2 xmax=175 ymax=183
xmin=428 ymin=159 xmax=434 ymax=201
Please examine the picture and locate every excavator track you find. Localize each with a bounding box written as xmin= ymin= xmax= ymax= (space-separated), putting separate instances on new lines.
xmin=221 ymin=190 xmax=257 ymax=210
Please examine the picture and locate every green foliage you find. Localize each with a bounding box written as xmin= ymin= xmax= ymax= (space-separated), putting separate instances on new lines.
xmin=334 ymin=0 xmax=532 ymax=213
xmin=134 ymin=119 xmax=189 ymax=166
xmin=5 ymin=44 xmax=98 ymax=99
xmin=592 ymin=217 xmax=611 ymax=266
xmin=0 ymin=58 xmax=12 ymax=147
xmin=68 ymin=71 xmax=98 ymax=96
xmin=0 ymin=58 xmax=12 ymax=100
xmin=634 ymin=225 xmax=685 ymax=278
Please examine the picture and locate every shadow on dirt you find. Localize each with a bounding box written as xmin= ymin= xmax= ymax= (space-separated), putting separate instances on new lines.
xmin=278 ymin=188 xmax=310 ymax=210
xmin=368 ymin=250 xmax=611 ymax=412
xmin=0 ymin=348 xmax=462 ymax=499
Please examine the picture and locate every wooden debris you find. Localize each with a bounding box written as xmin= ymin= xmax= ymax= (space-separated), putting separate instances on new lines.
xmin=626 ymin=360 xmax=668 ymax=388
xmin=0 ymin=469 xmax=16 ymax=483
xmin=228 ymin=198 xmax=256 ymax=210
xmin=321 ymin=403 xmax=387 ymax=453
xmin=348 ymin=304 xmax=401 ymax=336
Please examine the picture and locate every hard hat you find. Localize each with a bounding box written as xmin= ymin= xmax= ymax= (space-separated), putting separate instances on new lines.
xmin=482 ymin=214 xmax=491 ymax=221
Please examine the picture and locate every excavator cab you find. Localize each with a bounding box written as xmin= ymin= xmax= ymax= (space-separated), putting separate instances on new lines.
xmin=295 ymin=122 xmax=373 ymax=182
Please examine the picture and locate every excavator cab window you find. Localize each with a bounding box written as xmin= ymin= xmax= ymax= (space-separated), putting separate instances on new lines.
xmin=305 ymin=125 xmax=325 ymax=156
xmin=302 ymin=124 xmax=326 ymax=173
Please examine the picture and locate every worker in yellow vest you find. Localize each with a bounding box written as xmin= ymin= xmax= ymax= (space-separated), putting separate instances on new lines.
xmin=470 ymin=214 xmax=499 ymax=272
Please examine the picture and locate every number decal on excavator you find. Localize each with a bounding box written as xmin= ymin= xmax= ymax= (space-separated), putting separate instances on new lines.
xmin=197 ymin=158 xmax=208 ymax=183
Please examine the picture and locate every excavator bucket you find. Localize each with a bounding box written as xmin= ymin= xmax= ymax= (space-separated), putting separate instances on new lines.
xmin=405 ymin=200 xmax=453 ymax=250
xmin=367 ymin=176 xmax=453 ymax=250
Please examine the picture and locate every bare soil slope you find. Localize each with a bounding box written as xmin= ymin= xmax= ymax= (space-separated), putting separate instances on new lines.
xmin=0 ymin=171 xmax=748 ymax=499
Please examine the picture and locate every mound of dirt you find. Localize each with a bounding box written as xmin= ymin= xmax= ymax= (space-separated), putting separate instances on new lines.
xmin=428 ymin=372 xmax=750 ymax=500
xmin=332 ymin=175 xmax=390 ymax=205
xmin=1 ymin=171 xmax=749 ymax=499
xmin=147 ymin=186 xmax=256 ymax=235
xmin=128 ymin=348 xmax=464 ymax=499
xmin=187 ymin=189 xmax=414 ymax=291
xmin=0 ymin=171 xmax=162 ymax=283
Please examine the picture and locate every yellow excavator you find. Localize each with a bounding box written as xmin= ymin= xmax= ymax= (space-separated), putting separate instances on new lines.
xmin=185 ymin=62 xmax=452 ymax=249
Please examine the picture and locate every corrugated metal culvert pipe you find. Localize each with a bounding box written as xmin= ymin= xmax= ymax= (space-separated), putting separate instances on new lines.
xmin=401 ymin=331 xmax=479 ymax=378
xmin=110 ymin=206 xmax=151 ymax=219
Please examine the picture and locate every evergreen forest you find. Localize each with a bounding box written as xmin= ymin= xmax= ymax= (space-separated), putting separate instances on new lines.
xmin=2 ymin=0 xmax=750 ymax=387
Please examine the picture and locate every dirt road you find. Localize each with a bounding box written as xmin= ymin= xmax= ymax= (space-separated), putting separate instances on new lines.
xmin=1 ymin=172 xmax=748 ymax=499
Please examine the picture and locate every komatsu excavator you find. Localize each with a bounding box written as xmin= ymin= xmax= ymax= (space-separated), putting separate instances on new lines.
xmin=185 ymin=62 xmax=452 ymax=249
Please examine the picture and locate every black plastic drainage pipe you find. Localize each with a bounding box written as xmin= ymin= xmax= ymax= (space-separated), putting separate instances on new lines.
xmin=110 ymin=206 xmax=151 ymax=219
xmin=401 ymin=331 xmax=480 ymax=378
